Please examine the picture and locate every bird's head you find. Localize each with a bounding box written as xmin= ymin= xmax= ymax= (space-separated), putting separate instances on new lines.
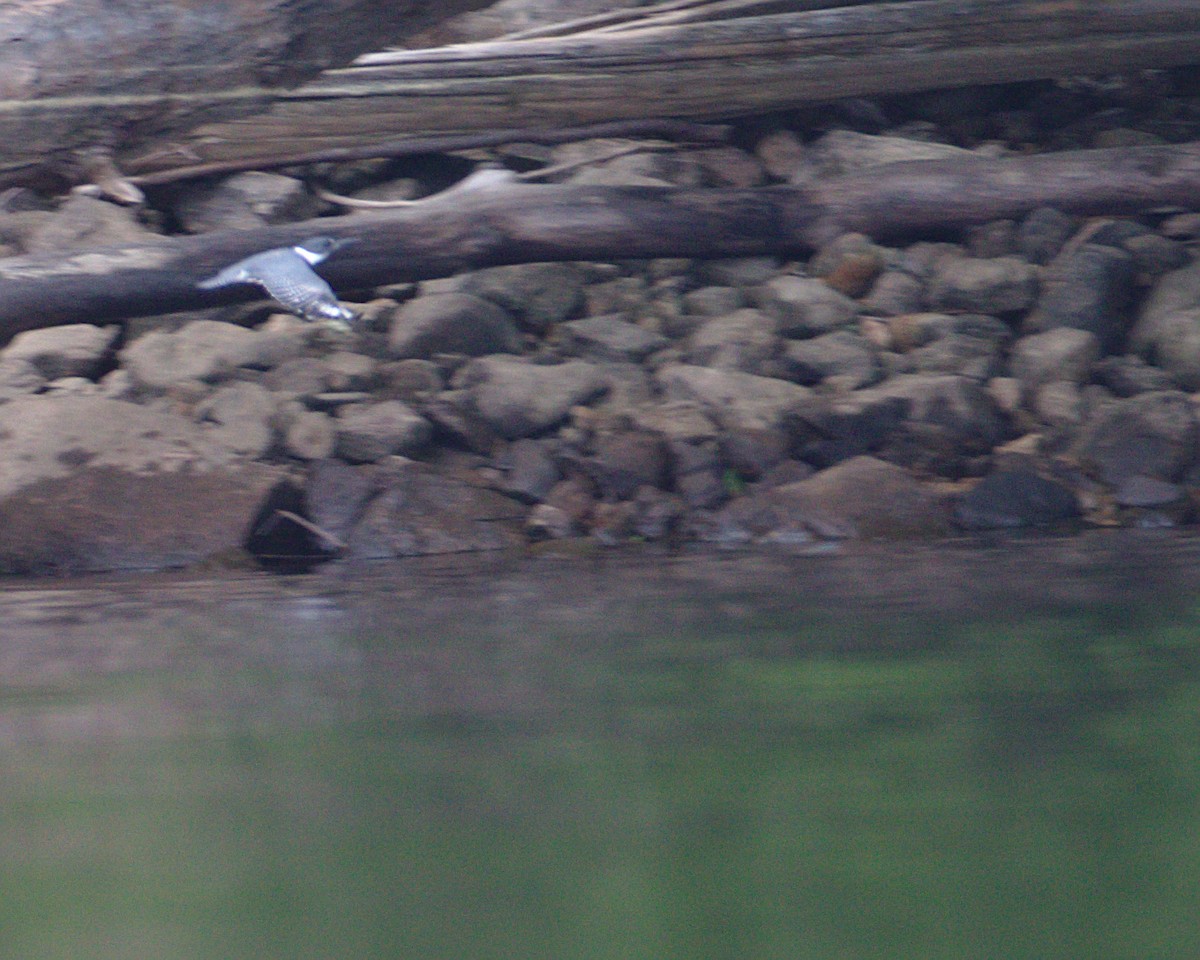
xmin=293 ymin=236 xmax=358 ymax=265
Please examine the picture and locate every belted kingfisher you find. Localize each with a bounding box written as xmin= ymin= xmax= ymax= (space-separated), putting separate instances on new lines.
xmin=198 ymin=236 xmax=358 ymax=325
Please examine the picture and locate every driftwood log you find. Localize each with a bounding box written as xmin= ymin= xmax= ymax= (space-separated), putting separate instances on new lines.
xmin=122 ymin=0 xmax=1200 ymax=182
xmin=0 ymin=0 xmax=493 ymax=191
xmin=2 ymin=141 xmax=1199 ymax=338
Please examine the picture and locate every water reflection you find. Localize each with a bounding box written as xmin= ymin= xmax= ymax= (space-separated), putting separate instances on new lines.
xmin=2 ymin=532 xmax=1200 ymax=959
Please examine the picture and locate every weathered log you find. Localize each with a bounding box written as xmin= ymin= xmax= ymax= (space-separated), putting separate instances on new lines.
xmin=0 ymin=0 xmax=494 ymax=190
xmin=123 ymin=0 xmax=1200 ymax=179
xmin=2 ymin=140 xmax=1199 ymax=337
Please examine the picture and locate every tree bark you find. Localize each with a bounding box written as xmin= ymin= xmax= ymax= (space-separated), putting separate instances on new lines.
xmin=2 ymin=140 xmax=1199 ymax=337
xmin=0 ymin=0 xmax=494 ymax=190
xmin=123 ymin=0 xmax=1200 ymax=178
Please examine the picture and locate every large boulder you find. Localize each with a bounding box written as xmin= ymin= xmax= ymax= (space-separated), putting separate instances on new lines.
xmin=0 ymin=395 xmax=283 ymax=572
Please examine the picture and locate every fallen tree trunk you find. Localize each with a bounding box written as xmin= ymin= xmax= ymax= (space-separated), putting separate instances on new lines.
xmin=0 ymin=0 xmax=494 ymax=190
xmin=124 ymin=0 xmax=1200 ymax=179
xmin=2 ymin=140 xmax=1199 ymax=336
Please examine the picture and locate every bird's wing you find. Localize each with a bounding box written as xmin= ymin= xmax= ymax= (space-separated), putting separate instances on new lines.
xmin=196 ymin=263 xmax=255 ymax=290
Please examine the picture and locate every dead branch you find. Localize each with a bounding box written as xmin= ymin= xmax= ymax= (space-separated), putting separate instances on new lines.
xmin=2 ymin=140 xmax=1199 ymax=337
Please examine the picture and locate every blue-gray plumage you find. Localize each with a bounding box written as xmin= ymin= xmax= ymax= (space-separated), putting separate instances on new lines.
xmin=198 ymin=236 xmax=358 ymax=325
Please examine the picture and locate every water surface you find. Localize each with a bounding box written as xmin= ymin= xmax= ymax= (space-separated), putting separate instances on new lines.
xmin=2 ymin=532 xmax=1200 ymax=959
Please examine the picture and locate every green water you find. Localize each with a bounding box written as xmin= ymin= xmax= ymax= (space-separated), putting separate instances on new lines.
xmin=2 ymin=538 xmax=1200 ymax=959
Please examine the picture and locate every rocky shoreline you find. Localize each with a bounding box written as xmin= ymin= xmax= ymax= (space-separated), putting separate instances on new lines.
xmin=2 ymin=73 xmax=1200 ymax=574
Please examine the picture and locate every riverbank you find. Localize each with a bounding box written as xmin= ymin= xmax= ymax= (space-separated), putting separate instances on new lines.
xmin=1 ymin=70 xmax=1199 ymax=573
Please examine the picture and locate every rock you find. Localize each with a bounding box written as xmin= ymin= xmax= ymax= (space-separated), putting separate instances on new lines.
xmin=631 ymin=486 xmax=688 ymax=540
xmin=558 ymin=315 xmax=668 ymax=363
xmin=781 ymin=330 xmax=879 ymax=388
xmin=1093 ymin=355 xmax=1176 ymax=397
xmin=1017 ymin=207 xmax=1077 ymax=264
xmin=682 ymin=285 xmax=746 ymax=317
xmin=263 ymin=356 xmax=334 ymax=398
xmin=24 ymin=195 xmax=156 ymax=252
xmin=304 ymin=459 xmax=376 ymax=542
xmin=0 ymin=394 xmax=282 ymax=572
xmin=768 ymin=455 xmax=952 ymax=539
xmin=954 ymin=469 xmax=1079 ymax=529
xmin=808 ymin=130 xmax=973 ymax=175
xmin=688 ymin=309 xmax=780 ymax=373
xmin=172 ymin=172 xmax=315 ymax=232
xmin=696 ymin=146 xmax=765 ymax=187
xmin=120 ymin=321 xmax=298 ymax=390
xmin=806 ymin=233 xmax=885 ymax=298
xmin=346 ymin=461 xmax=525 ymax=558
xmin=497 ymin=439 xmax=560 ymax=503
xmin=458 ymin=356 xmax=607 ymax=439
xmin=335 ymin=400 xmax=431 ymax=462
xmin=873 ymin=374 xmax=1009 ymax=471
xmin=1032 ymin=380 xmax=1086 ymax=429
xmin=786 ymin=390 xmax=908 ymax=468
xmin=1123 ymin=232 xmax=1190 ymax=279
xmin=1133 ymin=308 xmax=1200 ymax=390
xmin=459 ymin=263 xmax=584 ymax=333
xmin=323 ymin=351 xmax=377 ymax=392
xmin=387 ymin=292 xmax=520 ymax=359
xmin=1026 ymin=243 xmax=1136 ymax=350
xmin=656 ymin=363 xmax=811 ymax=432
xmin=896 ymin=314 xmax=1011 ymax=380
xmin=861 ymin=270 xmax=925 ymax=317
xmin=1 ymin=324 xmax=119 ymax=379
xmin=755 ymin=129 xmax=807 ymax=180
xmin=965 ymin=220 xmax=1017 ymax=259
xmin=670 ymin=440 xmax=728 ymax=509
xmin=587 ymin=430 xmax=668 ymax=500
xmin=0 ymin=357 xmax=46 ymax=401
xmin=628 ymin=400 xmax=719 ymax=445
xmin=753 ymin=276 xmax=859 ymax=336
xmin=1112 ymin=475 xmax=1185 ymax=509
xmin=284 ymin=410 xmax=336 ymax=461
xmin=1010 ymin=328 xmax=1100 ymax=389
xmin=583 ymin=276 xmax=650 ymax=317
xmin=694 ymin=257 xmax=780 ymax=287
xmin=719 ymin=427 xmax=789 ymax=480
xmin=196 ymin=380 xmax=277 ymax=457
xmin=379 ymin=359 xmax=444 ymax=403
xmin=927 ymin=255 xmax=1038 ymax=314
xmin=1072 ymin=390 xmax=1198 ymax=484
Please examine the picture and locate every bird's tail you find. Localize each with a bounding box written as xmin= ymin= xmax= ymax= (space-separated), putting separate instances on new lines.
xmin=196 ymin=264 xmax=248 ymax=290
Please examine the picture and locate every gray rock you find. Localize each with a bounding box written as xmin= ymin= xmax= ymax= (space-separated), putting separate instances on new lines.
xmin=498 ymin=439 xmax=560 ymax=503
xmin=387 ymin=292 xmax=520 ymax=359
xmin=927 ymin=255 xmax=1038 ymax=314
xmin=767 ymin=455 xmax=952 ymax=539
xmin=587 ymin=430 xmax=668 ymax=500
xmin=786 ymin=390 xmax=908 ymax=467
xmin=1026 ymin=243 xmax=1135 ymax=350
xmin=1 ymin=324 xmax=119 ymax=379
xmin=694 ymin=257 xmax=781 ymax=287
xmin=1123 ymin=232 xmax=1190 ymax=279
xmin=1032 ymin=380 xmax=1086 ymax=429
xmin=0 ymin=357 xmax=47 ymax=401
xmin=627 ymin=401 xmax=718 ymax=444
xmin=304 ymin=459 xmax=375 ymax=542
xmin=24 ymin=195 xmax=156 ymax=252
xmin=696 ymin=145 xmax=765 ymax=188
xmin=807 ymin=233 xmax=885 ymax=298
xmin=781 ymin=330 xmax=879 ymax=388
xmin=284 ymin=410 xmax=337 ymax=461
xmin=335 ymin=400 xmax=431 ymax=462
xmin=682 ymin=285 xmax=746 ymax=316
xmin=0 ymin=394 xmax=281 ymax=572
xmin=459 ymin=263 xmax=583 ymax=333
xmin=263 ymin=356 xmax=333 ymax=398
xmin=120 ymin=321 xmax=296 ymax=389
xmin=898 ymin=313 xmax=1011 ymax=380
xmin=1010 ymin=328 xmax=1100 ymax=388
xmin=173 ymin=172 xmax=315 ymax=232
xmin=875 ymin=373 xmax=1009 ymax=459
xmin=1131 ymin=258 xmax=1200 ymax=360
xmin=197 ymin=380 xmax=276 ymax=457
xmin=670 ymin=440 xmax=728 ymax=509
xmin=656 ymin=363 xmax=811 ymax=432
xmin=808 ymin=131 xmax=973 ymax=175
xmin=1093 ymin=355 xmax=1176 ymax=397
xmin=1133 ymin=308 xmax=1200 ymax=390
xmin=459 ymin=356 xmax=607 ymax=438
xmin=347 ymin=462 xmax=524 ymax=558
xmin=954 ymin=469 xmax=1079 ymax=529
xmin=688 ymin=309 xmax=780 ymax=373
xmin=965 ymin=220 xmax=1018 ymax=259
xmin=322 ymin=351 xmax=377 ymax=392
xmin=719 ymin=427 xmax=789 ymax=480
xmin=583 ymin=276 xmax=650 ymax=317
xmin=861 ymin=270 xmax=924 ymax=316
xmin=755 ymin=129 xmax=807 ymax=180
xmin=753 ymin=276 xmax=859 ymax=336
xmin=558 ymin=314 xmax=668 ymax=363
xmin=1018 ymin=207 xmax=1076 ymax=264
xmin=1072 ymin=390 xmax=1198 ymax=484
